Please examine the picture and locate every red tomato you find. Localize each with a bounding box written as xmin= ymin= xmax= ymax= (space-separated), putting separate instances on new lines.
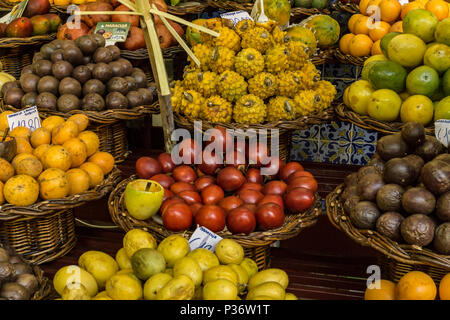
xmin=195 ymin=205 xmax=226 ymax=232
xmin=201 ymin=184 xmax=225 ymax=205
xmin=237 ymin=188 xmax=264 ymax=205
xmin=136 ymin=156 xmax=161 ymax=179
xmin=284 ymin=187 xmax=315 ymax=212
xmin=178 ymin=190 xmax=202 ymax=204
xmin=227 ymin=207 xmax=256 ymax=234
xmin=162 ymin=202 xmax=193 ymax=231
xmin=163 ymin=188 xmax=173 ymax=202
xmin=194 ymin=175 xmax=215 ymax=191
xmin=150 ymin=174 xmax=175 ymax=189
xmin=257 ymin=194 xmax=284 ymax=211
xmin=262 ymin=180 xmax=287 ymax=196
xmin=287 ymin=170 xmax=314 ymax=183
xmin=170 ymin=181 xmax=196 ymax=194
xmin=218 ymin=196 xmax=244 ymax=213
xmin=241 ymin=203 xmax=257 ymax=213
xmin=177 ymin=138 xmax=201 ymax=165
xmin=172 ymin=165 xmax=197 ymax=183
xmin=160 ymin=197 xmax=185 ymax=215
xmin=280 ymin=162 xmax=304 ymax=181
xmin=190 ymin=203 xmax=203 ymax=217
xmin=238 ymin=182 xmax=263 ymax=193
xmin=157 ymin=152 xmax=175 ymax=173
xmin=246 ymin=168 xmax=263 ymax=184
xmin=255 ymin=203 xmax=285 ymax=230
xmin=288 ymin=176 xmax=318 ymax=193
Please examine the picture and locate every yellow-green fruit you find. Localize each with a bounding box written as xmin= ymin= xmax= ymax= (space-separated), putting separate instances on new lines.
xmin=233 ymin=94 xmax=267 ymax=124
xmin=53 ymin=265 xmax=98 ymax=297
xmin=247 ymin=295 xmax=275 ymax=300
xmin=286 ymin=25 xmax=317 ymax=56
xmin=170 ymin=81 xmax=184 ymax=114
xmin=313 ymin=80 xmax=337 ymax=110
xmin=61 ymin=284 xmax=91 ymax=300
xmin=116 ymin=248 xmax=132 ymax=270
xmin=286 ymin=40 xmax=309 ymax=70
xmin=247 ymin=281 xmax=286 ymax=300
xmin=434 ymin=96 xmax=450 ymax=121
xmin=272 ymin=25 xmax=287 ymax=44
xmin=123 ymin=229 xmax=157 ymax=258
xmin=183 ymin=68 xmax=201 ymax=90
xmin=266 ymin=96 xmax=296 ymax=121
xmin=241 ymin=27 xmax=274 ymax=54
xmin=165 ymin=268 xmax=173 ymax=276
xmin=347 ymin=80 xmax=375 ymax=116
xmin=78 ymin=251 xmax=119 ymax=289
xmin=229 ymin=264 xmax=249 ymax=294
xmin=210 ymin=46 xmax=236 ymax=74
xmin=294 ymin=90 xmax=322 ymax=116
xmin=213 ymin=26 xmax=241 ymax=52
xmin=235 ymin=48 xmax=264 ymax=79
xmin=105 ymin=274 xmax=143 ymax=300
xmin=248 ymin=268 xmax=289 ymax=290
xmin=143 ymin=273 xmax=173 ymax=300
xmin=277 ymin=71 xmax=302 ymax=98
xmin=203 ymin=265 xmax=239 ymax=286
xmin=189 ymin=44 xmax=213 ymax=71
xmin=173 ymin=257 xmax=203 ymax=287
xmin=115 ymin=268 xmax=141 ymax=283
xmin=234 ymin=19 xmax=255 ymax=36
xmin=196 ymin=71 xmax=218 ymax=98
xmin=157 ymin=234 xmax=190 ymax=268
xmin=248 ymin=72 xmax=278 ymax=100
xmin=92 ymin=291 xmax=112 ymax=300
xmin=203 ymin=279 xmax=238 ymax=300
xmin=215 ymin=239 xmax=245 ymax=264
xmin=264 ymin=45 xmax=289 ymax=74
xmin=343 ymin=86 xmax=350 ymax=106
xmin=400 ymin=95 xmax=434 ymax=126
xmin=201 ymin=95 xmax=233 ymax=123
xmin=240 ymin=258 xmax=259 ymax=278
xmin=298 ymin=62 xmax=321 ymax=89
xmin=187 ymin=248 xmax=220 ymax=272
xmin=217 ymin=70 xmax=248 ymax=102
xmin=367 ymin=89 xmax=402 ymax=121
xmin=156 ymin=275 xmax=195 ymax=300
xmin=180 ymin=90 xmax=205 ymax=118
xmin=285 ymin=292 xmax=298 ymax=300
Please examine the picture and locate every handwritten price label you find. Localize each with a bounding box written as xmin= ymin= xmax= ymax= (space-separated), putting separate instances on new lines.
xmin=188 ymin=226 xmax=223 ymax=252
xmin=220 ymin=10 xmax=253 ymax=26
xmin=7 ymin=106 xmax=41 ymax=132
xmin=435 ymin=119 xmax=450 ymax=148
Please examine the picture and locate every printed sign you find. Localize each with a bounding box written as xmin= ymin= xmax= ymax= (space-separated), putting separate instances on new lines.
xmin=0 ymin=0 xmax=29 ymax=24
xmin=94 ymin=22 xmax=131 ymax=46
xmin=7 ymin=106 xmax=41 ymax=132
xmin=435 ymin=119 xmax=450 ymax=148
xmin=188 ymin=226 xmax=223 ymax=252
xmin=220 ymin=10 xmax=253 ymax=26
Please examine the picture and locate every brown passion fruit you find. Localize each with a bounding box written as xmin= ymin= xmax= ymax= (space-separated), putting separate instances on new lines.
xmin=376 ymin=184 xmax=405 ymax=213
xmin=350 ymin=201 xmax=381 ymax=229
xmin=36 ymin=92 xmax=57 ymax=110
xmin=436 ymin=191 xmax=450 ymax=222
xmin=81 ymin=93 xmax=105 ymax=111
xmin=433 ymin=222 xmax=450 ymax=254
xmin=83 ymin=79 xmax=105 ymax=96
xmin=19 ymin=73 xmax=40 ymax=93
xmin=37 ymin=76 xmax=59 ymax=95
xmin=52 ymin=61 xmax=73 ymax=80
xmin=106 ymin=92 xmax=128 ymax=109
xmin=58 ymin=77 xmax=82 ymax=97
xmin=21 ymin=92 xmax=38 ymax=108
xmin=376 ymin=134 xmax=409 ymax=161
xmin=57 ymin=94 xmax=81 ymax=112
xmin=32 ymin=59 xmax=53 ymax=77
xmin=376 ymin=211 xmax=404 ymax=241
xmin=72 ymin=65 xmax=91 ymax=84
xmin=4 ymin=87 xmax=24 ymax=107
xmin=92 ymin=63 xmax=112 ymax=83
xmin=107 ymin=77 xmax=128 ymax=95
xmin=357 ymin=173 xmax=385 ymax=202
xmin=401 ymin=187 xmax=436 ymax=216
xmin=400 ymin=214 xmax=435 ymax=247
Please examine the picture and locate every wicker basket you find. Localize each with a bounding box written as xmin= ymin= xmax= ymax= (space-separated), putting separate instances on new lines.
xmin=0 ymin=47 xmax=34 ymax=80
xmin=32 ymin=265 xmax=52 ymax=300
xmin=109 ymin=175 xmax=322 ymax=270
xmin=120 ymin=46 xmax=186 ymax=60
xmin=311 ymin=48 xmax=335 ymax=65
xmin=168 ymin=2 xmax=209 ymax=15
xmin=207 ymin=0 xmax=253 ymax=12
xmin=334 ymin=48 xmax=367 ymax=66
xmin=335 ymin=103 xmax=435 ymax=135
xmin=325 ymin=184 xmax=450 ymax=283
xmin=331 ymin=0 xmax=360 ymax=14
xmin=0 ymin=34 xmax=56 ymax=48
xmin=291 ymin=6 xmax=331 ymax=18
xmin=0 ymin=167 xmax=121 ymax=264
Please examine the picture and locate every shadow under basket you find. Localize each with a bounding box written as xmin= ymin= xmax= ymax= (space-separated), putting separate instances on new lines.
xmin=89 ymin=121 xmax=129 ymax=163
xmin=0 ymin=209 xmax=76 ymax=265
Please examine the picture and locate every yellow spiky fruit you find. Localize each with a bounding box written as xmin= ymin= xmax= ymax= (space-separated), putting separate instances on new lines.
xmin=217 ymin=70 xmax=248 ymax=103
xmin=213 ymin=27 xmax=241 ymax=53
xmin=183 ymin=67 xmax=201 ymax=90
xmin=277 ymin=71 xmax=302 ymax=98
xmin=298 ymin=62 xmax=321 ymax=90
xmin=286 ymin=40 xmax=309 ymax=71
xmin=234 ymin=19 xmax=255 ymax=36
xmin=210 ymin=46 xmax=236 ymax=74
xmin=233 ymin=94 xmax=267 ymax=124
xmin=264 ymin=44 xmax=289 ymax=74
xmin=170 ymin=81 xmax=184 ymax=114
xmin=180 ymin=90 xmax=205 ymax=118
xmin=248 ymin=72 xmax=278 ymax=100
xmin=201 ymin=95 xmax=233 ymax=123
xmin=241 ymin=27 xmax=274 ymax=54
xmin=272 ymin=25 xmax=287 ymax=45
xmin=313 ymin=80 xmax=337 ymax=111
xmin=235 ymin=48 xmax=264 ymax=79
xmin=293 ymin=90 xmax=322 ymax=117
xmin=189 ymin=44 xmax=213 ymax=71
xmin=266 ymin=96 xmax=296 ymax=122
xmin=196 ymin=71 xmax=219 ymax=98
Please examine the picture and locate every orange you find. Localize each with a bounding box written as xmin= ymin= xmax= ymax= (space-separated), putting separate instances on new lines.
xmin=438 ymin=273 xmax=450 ymax=300
xmin=364 ymin=279 xmax=396 ymax=300
xmin=0 ymin=181 xmax=4 ymax=205
xmin=425 ymin=0 xmax=449 ymax=20
xmin=389 ymin=21 xmax=403 ymax=32
xmin=349 ymin=34 xmax=374 ymax=57
xmin=371 ymin=40 xmax=383 ymax=55
xmin=379 ymin=0 xmax=401 ymax=23
xmin=15 ymin=137 xmax=33 ymax=154
xmin=11 ymin=153 xmax=36 ymax=171
xmin=66 ymin=168 xmax=90 ymax=195
xmin=348 ymin=14 xmax=364 ymax=33
xmin=80 ymin=162 xmax=104 ymax=188
xmin=365 ymin=0 xmax=382 ymax=16
xmin=0 ymin=158 xmax=14 ymax=183
xmin=339 ymin=33 xmax=356 ymax=54
xmin=78 ymin=131 xmax=100 ymax=157
xmin=67 ymin=114 xmax=89 ymax=132
xmin=369 ymin=21 xmax=391 ymax=41
xmin=88 ymin=152 xmax=115 ymax=175
xmin=401 ymin=1 xmax=424 ymax=20
xmin=9 ymin=126 xmax=31 ymax=140
xmin=41 ymin=116 xmax=65 ymax=133
xmin=42 ymin=145 xmax=72 ymax=171
xmin=0 ymin=111 xmax=13 ymax=132
xmin=38 ymin=168 xmax=70 ymax=200
xmin=360 ymin=0 xmax=372 ymax=15
xmin=396 ymin=271 xmax=437 ymax=300
xmin=353 ymin=15 xmax=372 ymax=35
xmin=3 ymin=175 xmax=39 ymax=206
xmin=15 ymin=156 xmax=43 ymax=178
xmin=30 ymin=127 xmax=51 ymax=148
xmin=33 ymin=144 xmax=51 ymax=162
xmin=63 ymin=138 xmax=88 ymax=168
xmin=52 ymin=121 xmax=79 ymax=145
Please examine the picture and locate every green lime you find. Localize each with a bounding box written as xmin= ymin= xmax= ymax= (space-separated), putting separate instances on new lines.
xmin=406 ymin=66 xmax=440 ymax=97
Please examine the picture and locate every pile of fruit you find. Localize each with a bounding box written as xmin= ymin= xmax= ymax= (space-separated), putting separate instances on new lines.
xmin=53 ymin=229 xmax=298 ymax=300
xmin=339 ymin=0 xmax=450 ymax=57
xmin=0 ymin=246 xmax=43 ymax=300
xmin=0 ymin=0 xmax=60 ymax=38
xmin=0 ymin=113 xmax=115 ymax=207
xmin=343 ymin=12 xmax=449 ymax=125
xmin=364 ymin=271 xmax=450 ymax=300
xmin=130 ymin=128 xmax=318 ymax=234
xmin=293 ymin=0 xmax=330 ymax=10
xmin=341 ymin=122 xmax=449 ymax=255
xmin=1 ymin=35 xmax=156 ymax=112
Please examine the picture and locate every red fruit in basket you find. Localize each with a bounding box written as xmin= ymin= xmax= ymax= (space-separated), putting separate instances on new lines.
xmin=160 ymin=196 xmax=185 ymax=215
xmin=280 ymin=162 xmax=304 ymax=182
xmin=227 ymin=207 xmax=256 ymax=234
xmin=287 ymin=170 xmax=314 ymax=183
xmin=201 ymin=184 xmax=225 ymax=205
xmin=239 ymin=182 xmax=263 ymax=193
xmin=226 ymin=149 xmax=246 ymax=169
xmin=262 ymin=157 xmax=285 ymax=179
xmin=198 ymin=151 xmax=223 ymax=176
xmin=195 ymin=205 xmax=226 ymax=232
xmin=288 ymin=176 xmax=318 ymax=193
xmin=194 ymin=175 xmax=215 ymax=191
xmin=217 ymin=167 xmax=246 ymax=192
xmin=238 ymin=188 xmax=264 ymax=205
xmin=163 ymin=188 xmax=173 ymax=201
xmin=190 ymin=203 xmax=203 ymax=217
xmin=177 ymin=138 xmax=201 ymax=165
xmin=163 ymin=202 xmax=193 ymax=231
xmin=255 ymin=203 xmax=285 ymax=230
xmin=170 ymin=181 xmax=196 ymax=194
xmin=241 ymin=203 xmax=257 ymax=213
xmin=172 ymin=165 xmax=197 ymax=183
xmin=263 ymin=180 xmax=287 ymax=196
xmin=178 ymin=190 xmax=202 ymax=205
xmin=284 ymin=187 xmax=315 ymax=212
xmin=248 ymin=142 xmax=270 ymax=167
xmin=246 ymin=168 xmax=263 ymax=184
xmin=219 ymin=196 xmax=244 ymax=213
xmin=136 ymin=156 xmax=162 ymax=179
xmin=205 ymin=126 xmax=233 ymax=153
xmin=157 ymin=152 xmax=176 ymax=173
xmin=258 ymin=194 xmax=284 ymax=211
xmin=151 ymin=174 xmax=175 ymax=189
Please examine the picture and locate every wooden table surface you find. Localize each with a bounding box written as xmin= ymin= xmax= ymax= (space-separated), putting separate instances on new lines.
xmin=39 ymin=147 xmax=380 ymax=300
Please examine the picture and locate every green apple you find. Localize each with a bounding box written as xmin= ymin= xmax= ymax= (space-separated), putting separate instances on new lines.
xmin=124 ymin=179 xmax=164 ymax=220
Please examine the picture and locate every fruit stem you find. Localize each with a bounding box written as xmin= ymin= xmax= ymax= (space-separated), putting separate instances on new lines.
xmin=145 ymin=182 xmax=152 ymax=192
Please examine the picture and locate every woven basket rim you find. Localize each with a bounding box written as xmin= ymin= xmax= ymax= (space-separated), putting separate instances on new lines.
xmin=0 ymin=34 xmax=56 ymax=48
xmin=32 ymin=265 xmax=52 ymax=300
xmin=325 ymin=183 xmax=450 ymax=271
xmin=291 ymin=6 xmax=331 ymax=15
xmin=334 ymin=48 xmax=366 ymax=66
xmin=335 ymin=103 xmax=435 ymax=134
xmin=331 ymin=1 xmax=360 ymax=14
xmin=108 ymin=175 xmax=322 ymax=247
xmin=0 ymin=167 xmax=122 ymax=219
xmin=120 ymin=45 xmax=185 ymax=60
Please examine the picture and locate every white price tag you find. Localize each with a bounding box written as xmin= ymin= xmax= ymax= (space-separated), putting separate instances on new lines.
xmin=435 ymin=119 xmax=450 ymax=148
xmin=220 ymin=10 xmax=253 ymax=26
xmin=7 ymin=106 xmax=41 ymax=132
xmin=188 ymin=226 xmax=223 ymax=252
